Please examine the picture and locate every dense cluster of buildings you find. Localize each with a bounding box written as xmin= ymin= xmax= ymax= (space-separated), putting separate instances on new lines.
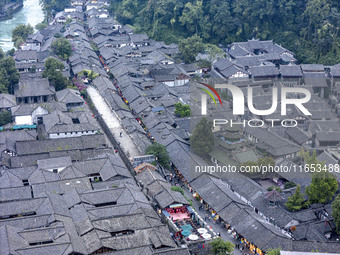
xmin=0 ymin=1 xmax=194 ymax=254
xmin=0 ymin=0 xmax=340 ymax=254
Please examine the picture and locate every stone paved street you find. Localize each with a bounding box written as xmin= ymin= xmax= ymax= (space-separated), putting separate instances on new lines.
xmin=87 ymin=86 xmax=141 ymax=158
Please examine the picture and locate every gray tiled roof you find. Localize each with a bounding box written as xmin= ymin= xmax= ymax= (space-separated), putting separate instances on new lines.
xmin=280 ymin=65 xmax=303 ymax=77
xmin=249 ymin=65 xmax=279 ymax=77
xmin=244 ymin=127 xmax=301 ymax=157
xmin=11 ymin=102 xmax=67 ymax=116
xmin=0 ymin=93 xmax=16 ymax=108
xmin=235 ymin=56 xmax=262 ymax=67
xmin=15 ymin=134 xmax=106 ymax=155
xmin=301 ymin=64 xmax=325 ymax=71
xmin=37 ymin=156 xmax=72 ymax=170
xmin=14 ymin=50 xmax=38 ymax=61
xmin=285 ymin=127 xmax=311 ymax=145
xmin=330 ymin=67 xmax=340 ymax=77
xmin=14 ymin=78 xmax=55 ymax=98
xmin=56 ymin=88 xmax=84 ymax=105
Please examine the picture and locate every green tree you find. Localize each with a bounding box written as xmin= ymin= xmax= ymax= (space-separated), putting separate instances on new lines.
xmin=332 ymin=195 xmax=340 ymax=235
xmin=51 ymin=38 xmax=72 ymax=60
xmin=306 ymin=169 xmax=338 ymax=204
xmin=303 ymin=150 xmax=338 ymax=204
xmin=241 ymin=161 xmax=259 ymax=174
xmin=0 ymin=57 xmax=20 ymax=94
xmin=79 ymin=69 xmax=99 ymax=82
xmin=54 ymin=33 xmax=62 ymax=38
xmin=266 ymin=248 xmax=281 ymax=255
xmin=190 ymin=117 xmax=214 ymax=157
xmin=42 ymin=57 xmax=68 ymax=91
xmin=267 ymin=186 xmax=282 ymax=192
xmin=179 ymin=1 xmax=203 ymax=35
xmin=179 ymin=35 xmax=204 ymax=63
xmin=145 ymin=143 xmax=170 ymax=168
xmin=108 ymin=0 xmax=340 ymax=65
xmin=210 ymin=238 xmax=234 ymax=255
xmin=39 ymin=0 xmax=70 ymax=13
xmin=285 ymin=185 xmax=306 ymax=212
xmin=6 ymin=49 xmax=15 ymax=56
xmin=0 ymin=48 xmax=5 ymax=60
xmin=11 ymin=24 xmax=34 ymax=48
xmin=170 ymin=186 xmax=184 ymax=195
xmin=205 ymin=44 xmax=224 ymax=63
xmin=303 ymin=0 xmax=331 ymax=40
xmin=35 ymin=22 xmax=47 ymax=31
xmin=0 ymin=111 xmax=12 ymax=126
xmin=284 ymin=182 xmax=296 ymax=189
xmin=258 ymin=156 xmax=275 ymax=169
xmin=174 ymin=102 xmax=191 ymax=117
xmin=14 ymin=37 xmax=25 ymax=49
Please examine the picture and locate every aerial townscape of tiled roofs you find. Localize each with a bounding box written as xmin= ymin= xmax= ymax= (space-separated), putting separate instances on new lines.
xmin=1 ymin=0 xmax=340 ymax=254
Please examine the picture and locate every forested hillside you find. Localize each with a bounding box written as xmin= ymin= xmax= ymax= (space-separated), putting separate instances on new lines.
xmin=0 ymin=0 xmax=22 ymax=5
xmin=109 ymin=0 xmax=340 ymax=64
xmin=0 ymin=0 xmax=23 ymax=11
xmin=39 ymin=0 xmax=70 ymax=13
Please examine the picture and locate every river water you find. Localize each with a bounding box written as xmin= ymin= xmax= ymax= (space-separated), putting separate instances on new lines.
xmin=0 ymin=0 xmax=45 ymax=51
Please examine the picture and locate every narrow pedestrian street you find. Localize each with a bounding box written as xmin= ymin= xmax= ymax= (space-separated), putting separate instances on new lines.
xmin=88 ymin=82 xmax=245 ymax=254
xmin=169 ymin=176 xmax=244 ymax=255
xmin=87 ymin=86 xmax=141 ymax=158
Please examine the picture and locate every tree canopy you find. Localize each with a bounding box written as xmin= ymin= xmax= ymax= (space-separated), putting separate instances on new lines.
xmin=51 ymin=38 xmax=72 ymax=61
xmin=266 ymin=248 xmax=281 ymax=255
xmin=332 ymin=195 xmax=340 ymax=235
xmin=109 ymin=0 xmax=340 ymax=64
xmin=174 ymin=102 xmax=191 ymax=117
xmin=258 ymin=157 xmax=275 ymax=169
xmin=35 ymin=22 xmax=48 ymax=31
xmin=170 ymin=186 xmax=185 ymax=195
xmin=302 ymin=150 xmax=338 ymax=204
xmin=0 ymin=55 xmax=20 ymax=94
xmin=0 ymin=111 xmax=12 ymax=126
xmin=42 ymin=57 xmax=69 ymax=91
xmin=11 ymin=24 xmax=34 ymax=49
xmin=78 ymin=70 xmax=99 ymax=82
xmin=39 ymin=0 xmax=69 ymax=13
xmin=190 ymin=117 xmax=214 ymax=157
xmin=178 ymin=35 xmax=204 ymax=63
xmin=240 ymin=156 xmax=275 ymax=175
xmin=145 ymin=143 xmax=171 ymax=168
xmin=285 ymin=185 xmax=306 ymax=212
xmin=210 ymin=238 xmax=234 ymax=255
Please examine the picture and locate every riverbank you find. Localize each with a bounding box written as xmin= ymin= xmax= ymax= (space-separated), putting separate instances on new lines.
xmin=0 ymin=2 xmax=24 ymax=21
xmin=0 ymin=0 xmax=44 ymax=51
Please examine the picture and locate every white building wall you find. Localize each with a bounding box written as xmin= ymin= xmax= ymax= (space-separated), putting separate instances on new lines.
xmin=164 ymin=79 xmax=189 ymax=87
xmin=32 ymin=107 xmax=49 ymax=124
xmin=49 ymin=130 xmax=97 ymax=139
xmin=230 ymin=71 xmax=248 ymax=78
xmin=15 ymin=115 xmax=33 ymax=125
xmin=98 ymin=13 xmax=108 ymax=18
xmin=45 ymin=167 xmax=67 ymax=173
xmin=65 ymin=8 xmax=76 ymax=12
